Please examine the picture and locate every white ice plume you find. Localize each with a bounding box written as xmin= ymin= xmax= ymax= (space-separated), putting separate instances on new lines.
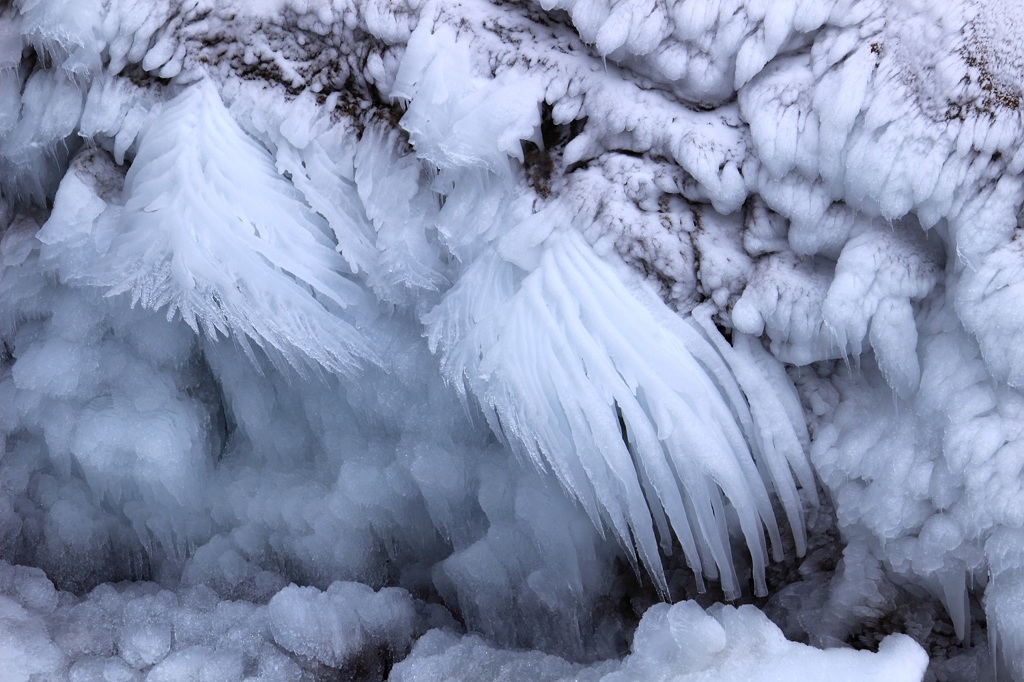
xmin=99 ymin=80 xmax=377 ymax=376
xmin=396 ymin=12 xmax=813 ymax=600
xmin=428 ymin=226 xmax=814 ymax=599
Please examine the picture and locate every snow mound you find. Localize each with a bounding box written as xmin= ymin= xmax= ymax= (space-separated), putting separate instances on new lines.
xmin=392 ymin=598 xmax=929 ymax=682
xmin=268 ymin=582 xmax=416 ymax=668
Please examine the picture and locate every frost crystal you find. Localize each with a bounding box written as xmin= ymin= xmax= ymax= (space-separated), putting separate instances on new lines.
xmin=3 ymin=0 xmax=1024 ymax=680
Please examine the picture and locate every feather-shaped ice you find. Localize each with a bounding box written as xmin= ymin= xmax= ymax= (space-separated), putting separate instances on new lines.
xmin=428 ymin=227 xmax=812 ymax=599
xmin=101 ymin=80 xmax=377 ymax=376
xmin=395 ymin=14 xmax=812 ymax=599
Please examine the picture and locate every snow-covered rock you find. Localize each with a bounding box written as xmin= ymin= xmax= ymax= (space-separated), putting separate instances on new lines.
xmin=3 ymin=0 xmax=1024 ymax=679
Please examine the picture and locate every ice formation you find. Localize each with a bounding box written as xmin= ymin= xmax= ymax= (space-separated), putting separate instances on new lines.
xmin=3 ymin=0 xmax=1024 ymax=679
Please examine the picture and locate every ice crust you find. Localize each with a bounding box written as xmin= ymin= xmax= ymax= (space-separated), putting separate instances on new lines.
xmin=3 ymin=0 xmax=1024 ymax=679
